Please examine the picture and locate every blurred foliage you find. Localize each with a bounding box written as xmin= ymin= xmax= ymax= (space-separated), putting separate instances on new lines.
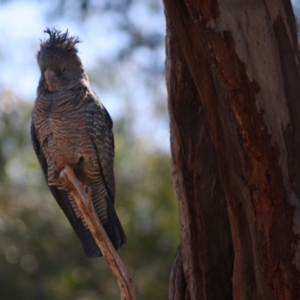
xmin=48 ymin=0 xmax=164 ymax=69
xmin=0 ymin=91 xmax=179 ymax=300
xmin=0 ymin=0 xmax=179 ymax=299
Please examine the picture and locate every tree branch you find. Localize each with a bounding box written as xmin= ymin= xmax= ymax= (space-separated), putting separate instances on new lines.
xmin=59 ymin=165 xmax=135 ymax=300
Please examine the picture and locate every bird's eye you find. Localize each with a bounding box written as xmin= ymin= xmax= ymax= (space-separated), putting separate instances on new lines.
xmin=56 ymin=68 xmax=66 ymax=76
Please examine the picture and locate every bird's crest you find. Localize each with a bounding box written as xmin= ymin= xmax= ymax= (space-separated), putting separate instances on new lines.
xmin=41 ymin=28 xmax=81 ymax=53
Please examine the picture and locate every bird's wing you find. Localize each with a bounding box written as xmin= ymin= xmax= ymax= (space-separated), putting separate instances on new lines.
xmin=31 ymin=121 xmax=48 ymax=177
xmin=30 ymin=121 xmax=89 ymax=243
xmin=84 ymin=93 xmax=127 ymax=252
xmin=85 ymin=92 xmax=115 ymax=202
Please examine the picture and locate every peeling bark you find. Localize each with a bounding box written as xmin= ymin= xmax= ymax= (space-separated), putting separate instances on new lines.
xmin=164 ymin=0 xmax=300 ymax=299
xmin=165 ymin=12 xmax=233 ymax=300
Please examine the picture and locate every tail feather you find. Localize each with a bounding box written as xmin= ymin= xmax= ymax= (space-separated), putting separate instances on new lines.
xmin=103 ymin=197 xmax=127 ymax=249
xmin=49 ymin=184 xmax=125 ymax=258
xmin=80 ymin=197 xmax=126 ymax=258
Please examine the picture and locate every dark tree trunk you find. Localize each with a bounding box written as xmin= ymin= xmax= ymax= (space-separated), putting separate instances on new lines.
xmin=163 ymin=0 xmax=300 ymax=299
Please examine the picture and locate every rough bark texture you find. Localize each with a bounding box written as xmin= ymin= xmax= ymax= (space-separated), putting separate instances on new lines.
xmin=164 ymin=0 xmax=300 ymax=299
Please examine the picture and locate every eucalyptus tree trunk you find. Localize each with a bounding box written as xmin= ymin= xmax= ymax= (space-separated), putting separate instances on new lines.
xmin=163 ymin=0 xmax=300 ymax=299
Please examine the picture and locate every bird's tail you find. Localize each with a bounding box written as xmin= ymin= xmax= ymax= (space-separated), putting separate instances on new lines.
xmin=80 ymin=197 xmax=127 ymax=258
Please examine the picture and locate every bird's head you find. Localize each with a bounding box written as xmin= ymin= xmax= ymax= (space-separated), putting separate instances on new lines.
xmin=37 ymin=28 xmax=88 ymax=92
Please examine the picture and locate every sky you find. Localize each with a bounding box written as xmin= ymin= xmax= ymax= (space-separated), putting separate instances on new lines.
xmin=1 ymin=0 xmax=300 ymax=153
xmin=0 ymin=0 xmax=169 ymax=152
xmin=0 ymin=1 xmax=165 ymax=98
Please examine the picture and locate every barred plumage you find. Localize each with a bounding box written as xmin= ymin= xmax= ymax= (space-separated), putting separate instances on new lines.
xmin=31 ymin=28 xmax=126 ymax=258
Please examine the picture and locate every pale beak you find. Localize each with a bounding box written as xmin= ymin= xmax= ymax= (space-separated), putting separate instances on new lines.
xmin=44 ymin=69 xmax=56 ymax=92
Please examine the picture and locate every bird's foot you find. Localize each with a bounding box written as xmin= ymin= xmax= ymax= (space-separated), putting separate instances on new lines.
xmin=60 ymin=166 xmax=94 ymax=215
xmin=60 ymin=166 xmax=88 ymax=204
xmin=83 ymin=184 xmax=93 ymax=210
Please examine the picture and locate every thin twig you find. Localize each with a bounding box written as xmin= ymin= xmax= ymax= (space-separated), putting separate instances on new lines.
xmin=59 ymin=165 xmax=135 ymax=300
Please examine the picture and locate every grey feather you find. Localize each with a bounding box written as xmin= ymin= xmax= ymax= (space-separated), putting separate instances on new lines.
xmin=31 ymin=28 xmax=126 ymax=258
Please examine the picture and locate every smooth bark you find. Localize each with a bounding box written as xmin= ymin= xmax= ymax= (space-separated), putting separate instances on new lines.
xmin=59 ymin=166 xmax=135 ymax=300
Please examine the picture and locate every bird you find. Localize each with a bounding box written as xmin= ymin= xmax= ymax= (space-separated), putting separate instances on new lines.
xmin=31 ymin=28 xmax=126 ymax=258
